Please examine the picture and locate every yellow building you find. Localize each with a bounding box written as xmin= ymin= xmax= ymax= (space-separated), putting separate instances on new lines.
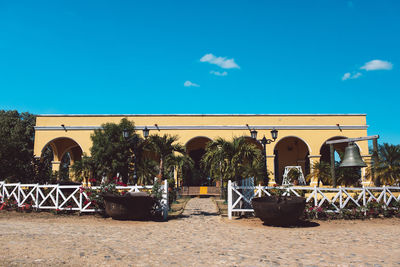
xmin=33 ymin=114 xmax=372 ymax=185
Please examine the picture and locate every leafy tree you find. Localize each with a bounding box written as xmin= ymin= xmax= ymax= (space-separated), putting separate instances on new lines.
xmin=31 ymin=144 xmax=56 ymax=184
xmin=201 ymin=137 xmax=262 ymax=183
xmin=89 ymin=118 xmax=139 ymax=184
xmin=147 ymin=134 xmax=184 ymax=180
xmin=0 ymin=110 xmax=37 ymax=182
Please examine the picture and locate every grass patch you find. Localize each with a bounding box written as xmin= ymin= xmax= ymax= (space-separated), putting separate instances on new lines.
xmin=168 ymin=196 xmax=191 ymax=219
xmin=212 ymin=197 xmax=228 ymax=217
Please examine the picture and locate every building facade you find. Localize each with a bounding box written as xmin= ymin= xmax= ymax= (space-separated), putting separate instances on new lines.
xmin=33 ymin=114 xmax=372 ymax=185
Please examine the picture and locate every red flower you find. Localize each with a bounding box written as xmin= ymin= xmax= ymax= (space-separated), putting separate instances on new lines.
xmin=116 ymin=181 xmax=127 ymax=186
xmin=89 ymin=178 xmax=96 ymax=182
xmin=79 ymin=187 xmax=85 ymax=193
xmin=84 ymin=200 xmax=89 ymax=205
xmin=121 ymin=191 xmax=126 ymax=195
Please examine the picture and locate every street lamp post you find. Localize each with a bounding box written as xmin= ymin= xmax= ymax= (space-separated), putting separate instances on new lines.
xmin=250 ymin=128 xmax=278 ymax=185
xmin=123 ymin=127 xmax=150 ymax=185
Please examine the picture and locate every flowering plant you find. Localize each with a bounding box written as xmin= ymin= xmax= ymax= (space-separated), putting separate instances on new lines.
xmin=80 ymin=177 xmax=128 ymax=210
xmin=18 ymin=202 xmax=33 ymax=213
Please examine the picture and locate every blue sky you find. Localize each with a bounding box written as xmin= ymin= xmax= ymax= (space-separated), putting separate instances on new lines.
xmin=1 ymin=0 xmax=399 ymax=144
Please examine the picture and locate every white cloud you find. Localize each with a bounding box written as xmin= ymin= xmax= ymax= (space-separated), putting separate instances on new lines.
xmin=352 ymin=72 xmax=362 ymax=79
xmin=342 ymin=72 xmax=362 ymax=81
xmin=200 ymin=53 xmax=240 ymax=69
xmin=184 ymin=80 xmax=200 ymax=87
xmin=210 ymin=70 xmax=228 ymax=76
xmin=360 ymin=60 xmax=393 ymax=71
xmin=342 ymin=72 xmax=351 ymax=81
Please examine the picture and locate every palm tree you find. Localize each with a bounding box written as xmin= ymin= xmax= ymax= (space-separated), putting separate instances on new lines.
xmin=164 ymin=154 xmax=194 ymax=187
xmin=201 ymin=136 xmax=262 ymax=183
xmin=366 ymin=143 xmax=400 ymax=185
xmin=147 ymin=134 xmax=185 ymax=180
xmin=306 ymin=161 xmax=331 ymax=186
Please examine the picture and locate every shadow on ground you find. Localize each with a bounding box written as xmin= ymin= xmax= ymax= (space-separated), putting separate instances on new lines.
xmin=262 ymin=220 xmax=320 ymax=228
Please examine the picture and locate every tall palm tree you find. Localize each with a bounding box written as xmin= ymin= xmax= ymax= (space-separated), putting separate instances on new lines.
xmin=201 ymin=136 xmax=262 ymax=183
xmin=147 ymin=134 xmax=185 ymax=180
xmin=366 ymin=143 xmax=400 ymax=185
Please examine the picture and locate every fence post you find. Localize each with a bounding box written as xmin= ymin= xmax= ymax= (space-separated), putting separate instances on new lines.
xmin=339 ymin=186 xmax=343 ymax=210
xmin=79 ymin=187 xmax=83 ymax=212
xmin=383 ymin=185 xmax=387 ymax=207
xmin=35 ymin=184 xmax=39 ymax=209
xmin=362 ymin=186 xmax=366 ymax=207
xmin=17 ymin=183 xmax=21 ymax=206
xmin=314 ymin=186 xmax=317 ymax=207
xmin=0 ymin=181 xmax=4 ymax=203
xmin=55 ymin=184 xmax=59 ymax=210
xmin=228 ymin=180 xmax=232 ymax=220
xmin=162 ymin=180 xmax=168 ymax=221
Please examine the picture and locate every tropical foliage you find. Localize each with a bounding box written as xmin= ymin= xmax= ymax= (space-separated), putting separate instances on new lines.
xmin=306 ymin=161 xmax=331 ymax=186
xmin=147 ymin=134 xmax=185 ymax=180
xmin=201 ymin=136 xmax=263 ymax=184
xmin=89 ymin=118 xmax=138 ymax=183
xmin=366 ymin=143 xmax=400 ymax=185
xmin=71 ymin=122 xmax=189 ymax=185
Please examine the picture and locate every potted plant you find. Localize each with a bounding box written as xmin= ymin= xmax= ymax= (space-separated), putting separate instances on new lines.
xmin=81 ymin=177 xmax=157 ymax=220
xmin=251 ymin=185 xmax=306 ymax=226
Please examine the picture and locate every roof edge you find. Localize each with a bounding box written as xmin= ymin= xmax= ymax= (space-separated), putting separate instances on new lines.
xmin=36 ymin=113 xmax=367 ymax=117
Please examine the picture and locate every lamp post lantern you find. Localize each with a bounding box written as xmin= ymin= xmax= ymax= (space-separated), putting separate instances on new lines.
xmin=123 ymin=127 xmax=151 ymax=185
xmin=250 ymin=128 xmax=278 ymax=185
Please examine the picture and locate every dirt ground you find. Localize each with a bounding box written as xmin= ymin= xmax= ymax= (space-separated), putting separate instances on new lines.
xmin=1 ymin=198 xmax=400 ymax=266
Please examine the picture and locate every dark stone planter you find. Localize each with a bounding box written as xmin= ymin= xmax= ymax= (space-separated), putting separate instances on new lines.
xmin=103 ymin=192 xmax=155 ymax=220
xmin=251 ymin=196 xmax=306 ymax=226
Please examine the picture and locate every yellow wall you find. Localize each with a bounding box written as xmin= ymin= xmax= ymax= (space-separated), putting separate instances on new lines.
xmin=34 ymin=114 xmax=370 ymax=182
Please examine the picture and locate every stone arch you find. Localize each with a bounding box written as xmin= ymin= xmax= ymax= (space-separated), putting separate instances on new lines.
xmin=319 ymin=136 xmax=350 ymax=163
xmin=273 ymin=136 xmax=311 ymax=184
xmin=41 ymin=137 xmax=84 ymax=162
xmin=184 ymin=136 xmax=212 ymax=186
xmin=41 ymin=137 xmax=84 ymax=179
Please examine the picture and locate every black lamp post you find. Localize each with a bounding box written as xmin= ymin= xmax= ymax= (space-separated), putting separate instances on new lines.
xmin=250 ymin=128 xmax=278 ymax=185
xmin=123 ymin=127 xmax=150 ymax=184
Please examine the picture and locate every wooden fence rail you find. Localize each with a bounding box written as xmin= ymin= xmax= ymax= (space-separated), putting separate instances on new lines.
xmin=227 ymin=180 xmax=400 ymax=219
xmin=0 ymin=180 xmax=168 ymax=219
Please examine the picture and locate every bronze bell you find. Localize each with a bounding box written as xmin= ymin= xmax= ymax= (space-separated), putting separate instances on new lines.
xmin=339 ymin=142 xmax=367 ymax=168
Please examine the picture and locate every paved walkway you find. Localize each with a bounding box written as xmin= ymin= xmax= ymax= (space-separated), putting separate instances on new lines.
xmin=1 ymin=198 xmax=400 ymax=266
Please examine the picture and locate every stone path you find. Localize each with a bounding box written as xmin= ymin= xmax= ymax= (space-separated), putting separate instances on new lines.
xmin=1 ymin=198 xmax=400 ymax=266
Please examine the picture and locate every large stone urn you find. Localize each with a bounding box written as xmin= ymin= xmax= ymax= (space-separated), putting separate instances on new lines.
xmin=251 ymin=196 xmax=306 ymax=226
xmin=103 ymin=192 xmax=155 ymax=220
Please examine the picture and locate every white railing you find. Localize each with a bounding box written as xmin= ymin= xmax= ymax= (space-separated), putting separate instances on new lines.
xmin=227 ymin=180 xmax=400 ymax=219
xmin=0 ymin=180 xmax=168 ymax=220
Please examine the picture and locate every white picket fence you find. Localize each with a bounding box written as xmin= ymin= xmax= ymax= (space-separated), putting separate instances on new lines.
xmin=0 ymin=180 xmax=168 ymax=219
xmin=227 ymin=180 xmax=400 ymax=219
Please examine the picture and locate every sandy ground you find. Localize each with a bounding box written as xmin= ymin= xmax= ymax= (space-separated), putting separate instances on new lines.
xmin=1 ymin=198 xmax=400 ymax=267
